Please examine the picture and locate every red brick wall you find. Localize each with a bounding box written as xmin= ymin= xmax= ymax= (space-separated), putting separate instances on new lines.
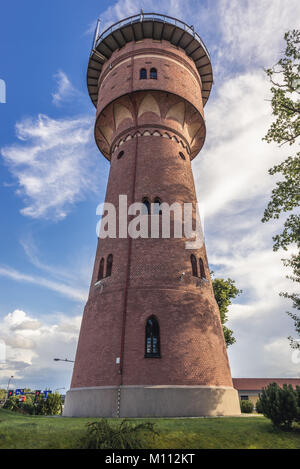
xmin=70 ymin=38 xmax=234 ymax=389
xmin=96 ymin=39 xmax=203 ymax=119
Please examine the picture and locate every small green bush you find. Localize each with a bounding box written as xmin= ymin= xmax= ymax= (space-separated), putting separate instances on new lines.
xmin=78 ymin=419 xmax=158 ymax=449
xmin=240 ymin=400 xmax=254 ymax=413
xmin=259 ymin=383 xmax=298 ymax=430
xmin=2 ymin=397 xmax=19 ymax=412
xmin=36 ymin=393 xmax=62 ymax=416
xmin=20 ymin=402 xmax=36 ymax=415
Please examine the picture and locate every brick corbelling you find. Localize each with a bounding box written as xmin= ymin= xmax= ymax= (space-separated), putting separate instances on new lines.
xmin=95 ymin=42 xmax=204 ymax=128
xmin=111 ymin=126 xmax=193 ymax=156
xmin=89 ymin=278 xmax=214 ymax=302
xmin=94 ymin=90 xmax=206 ymax=160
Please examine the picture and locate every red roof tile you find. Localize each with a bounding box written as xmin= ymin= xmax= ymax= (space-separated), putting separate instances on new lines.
xmin=233 ymin=378 xmax=300 ymax=391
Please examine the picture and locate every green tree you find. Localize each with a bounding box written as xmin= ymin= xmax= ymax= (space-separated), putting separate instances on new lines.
xmin=211 ymin=273 xmax=242 ymax=347
xmin=259 ymin=382 xmax=299 ymax=430
xmin=262 ymin=30 xmax=300 ymax=349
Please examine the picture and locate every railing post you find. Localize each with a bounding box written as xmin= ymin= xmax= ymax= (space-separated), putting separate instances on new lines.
xmin=92 ymin=18 xmax=100 ymax=51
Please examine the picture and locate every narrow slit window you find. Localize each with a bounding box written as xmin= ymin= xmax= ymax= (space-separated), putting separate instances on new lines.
xmin=140 ymin=68 xmax=147 ymax=79
xmin=106 ymin=254 xmax=113 ymax=277
xmin=145 ymin=316 xmax=160 ymax=357
xmin=199 ymin=258 xmax=206 ymax=279
xmin=191 ymin=254 xmax=198 ymax=277
xmin=97 ymin=258 xmax=104 ymax=281
xmin=150 ymin=68 xmax=157 ymax=79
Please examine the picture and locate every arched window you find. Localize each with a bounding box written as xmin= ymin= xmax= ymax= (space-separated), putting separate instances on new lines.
xmin=153 ymin=197 xmax=162 ymax=215
xmin=145 ymin=316 xmax=160 ymax=358
xmin=199 ymin=258 xmax=206 ymax=279
xmin=191 ymin=254 xmax=198 ymax=277
xmin=117 ymin=150 xmax=124 ymax=159
xmin=140 ymin=68 xmax=147 ymax=79
xmin=97 ymin=258 xmax=104 ymax=281
xmin=150 ymin=68 xmax=157 ymax=79
xmin=179 ymin=151 xmax=186 ymax=160
xmin=142 ymin=198 xmax=151 ymax=215
xmin=106 ymin=254 xmax=113 ymax=277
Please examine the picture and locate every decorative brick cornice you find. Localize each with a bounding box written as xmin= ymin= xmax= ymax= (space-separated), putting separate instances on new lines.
xmin=111 ymin=125 xmax=192 ymax=156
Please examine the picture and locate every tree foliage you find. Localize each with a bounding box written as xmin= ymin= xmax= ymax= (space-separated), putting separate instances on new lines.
xmin=35 ymin=392 xmax=62 ymax=415
xmin=259 ymin=383 xmax=300 ymax=430
xmin=255 ymin=398 xmax=263 ymax=414
xmin=262 ymin=30 xmax=300 ymax=349
xmin=2 ymin=392 xmax=62 ymax=416
xmin=211 ymin=273 xmax=242 ymax=347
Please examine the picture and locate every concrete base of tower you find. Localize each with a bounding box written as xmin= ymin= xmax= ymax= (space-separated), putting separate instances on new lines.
xmin=63 ymin=385 xmax=241 ymax=418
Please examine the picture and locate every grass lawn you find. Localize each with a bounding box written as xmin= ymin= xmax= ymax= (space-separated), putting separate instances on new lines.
xmin=0 ymin=409 xmax=299 ymax=449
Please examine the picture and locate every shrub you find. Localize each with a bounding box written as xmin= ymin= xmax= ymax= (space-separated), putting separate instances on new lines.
xmin=20 ymin=401 xmax=36 ymax=415
xmin=240 ymin=400 xmax=254 ymax=413
xmin=259 ymin=382 xmax=298 ymax=430
xmin=255 ymin=398 xmax=263 ymax=414
xmin=78 ymin=419 xmax=158 ymax=449
xmin=296 ymin=386 xmax=300 ymax=423
xmin=2 ymin=397 xmax=19 ymax=412
xmin=3 ymin=392 xmax=62 ymax=416
xmin=36 ymin=393 xmax=62 ymax=416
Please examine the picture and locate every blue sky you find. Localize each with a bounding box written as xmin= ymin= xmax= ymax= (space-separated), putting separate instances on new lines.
xmin=0 ymin=0 xmax=299 ymax=392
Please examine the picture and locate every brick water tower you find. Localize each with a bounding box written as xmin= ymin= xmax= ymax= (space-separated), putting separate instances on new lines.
xmin=64 ymin=12 xmax=240 ymax=417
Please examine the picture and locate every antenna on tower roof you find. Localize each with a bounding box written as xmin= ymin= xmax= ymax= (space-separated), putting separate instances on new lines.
xmin=140 ymin=9 xmax=144 ymax=21
xmin=92 ymin=18 xmax=101 ymax=51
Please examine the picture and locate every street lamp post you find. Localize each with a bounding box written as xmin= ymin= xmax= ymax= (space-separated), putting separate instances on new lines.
xmin=7 ymin=375 xmax=14 ymax=393
xmin=53 ymin=358 xmax=74 ymax=363
xmin=2 ymin=376 xmax=14 ymax=405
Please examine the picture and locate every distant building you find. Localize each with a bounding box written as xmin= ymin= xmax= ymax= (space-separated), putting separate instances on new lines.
xmin=233 ymin=378 xmax=300 ymax=406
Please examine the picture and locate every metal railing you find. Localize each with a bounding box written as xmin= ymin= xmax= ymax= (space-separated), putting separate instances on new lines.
xmin=92 ymin=12 xmax=210 ymax=60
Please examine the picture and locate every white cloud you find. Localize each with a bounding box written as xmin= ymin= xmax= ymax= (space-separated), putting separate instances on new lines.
xmin=87 ymin=0 xmax=299 ymax=73
xmin=193 ymin=70 xmax=290 ymax=219
xmin=0 ymin=265 xmax=87 ymax=302
xmin=218 ymin=0 xmax=300 ymax=68
xmin=52 ymin=71 xmax=80 ymax=106
xmin=264 ymin=338 xmax=300 ymax=377
xmin=1 ymin=113 xmax=101 ymax=220
xmin=20 ymin=234 xmax=93 ymax=287
xmin=0 ymin=310 xmax=81 ymax=389
xmin=85 ymin=0 xmax=185 ymax=36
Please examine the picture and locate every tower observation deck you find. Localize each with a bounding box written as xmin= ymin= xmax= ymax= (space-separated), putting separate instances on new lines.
xmin=87 ymin=12 xmax=213 ymax=108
